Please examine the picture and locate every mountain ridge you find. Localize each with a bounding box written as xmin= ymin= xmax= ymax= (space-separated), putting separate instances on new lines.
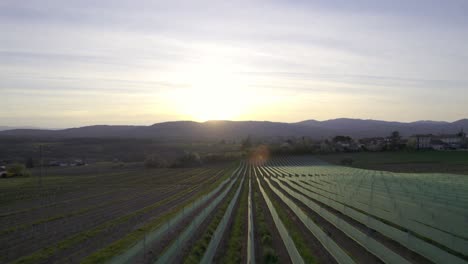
xmin=1 ymin=118 xmax=466 ymax=139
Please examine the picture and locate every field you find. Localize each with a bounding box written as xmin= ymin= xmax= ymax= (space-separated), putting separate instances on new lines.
xmin=315 ymin=151 xmax=468 ymax=175
xmin=1 ymin=157 xmax=467 ymax=263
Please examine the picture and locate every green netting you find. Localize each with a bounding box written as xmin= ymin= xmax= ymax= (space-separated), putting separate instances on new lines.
xmin=255 ymin=176 xmax=304 ymax=264
xmin=201 ymin=176 xmax=245 ymax=263
xmin=259 ymin=157 xmax=468 ymax=263
xmin=269 ymin=176 xmax=415 ymax=264
xmin=262 ymin=176 xmax=357 ymax=264
xmin=280 ymin=172 xmax=468 ymax=255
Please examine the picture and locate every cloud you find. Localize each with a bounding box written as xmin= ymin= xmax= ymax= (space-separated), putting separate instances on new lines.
xmin=1 ymin=0 xmax=467 ymax=127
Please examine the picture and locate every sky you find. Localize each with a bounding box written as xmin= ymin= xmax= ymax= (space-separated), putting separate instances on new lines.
xmin=1 ymin=0 xmax=468 ymax=128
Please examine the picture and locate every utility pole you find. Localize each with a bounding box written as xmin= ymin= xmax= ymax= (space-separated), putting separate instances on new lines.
xmin=39 ymin=145 xmax=43 ymax=187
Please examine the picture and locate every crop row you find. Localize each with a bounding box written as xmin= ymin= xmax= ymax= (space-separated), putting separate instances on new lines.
xmin=248 ymin=156 xmax=468 ymax=264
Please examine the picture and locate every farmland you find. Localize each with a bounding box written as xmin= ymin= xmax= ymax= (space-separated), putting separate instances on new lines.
xmin=315 ymin=151 xmax=468 ymax=175
xmin=1 ymin=157 xmax=467 ymax=263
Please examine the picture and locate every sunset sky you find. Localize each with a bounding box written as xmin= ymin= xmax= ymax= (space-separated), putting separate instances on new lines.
xmin=1 ymin=0 xmax=468 ymax=128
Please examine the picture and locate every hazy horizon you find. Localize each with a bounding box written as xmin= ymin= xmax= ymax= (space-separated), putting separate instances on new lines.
xmin=2 ymin=0 xmax=468 ymax=128
xmin=1 ymin=117 xmax=467 ymax=131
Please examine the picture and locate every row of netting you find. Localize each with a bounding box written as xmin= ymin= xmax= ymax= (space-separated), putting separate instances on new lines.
xmin=270 ymin=156 xmax=468 ymax=211
xmin=111 ymin=163 xmax=245 ymax=264
xmin=258 ymin=157 xmax=468 ymax=262
xmin=271 ymin=167 xmax=468 ymax=257
xmin=272 ymin=173 xmax=467 ymax=264
xmin=154 ymin=164 xmax=245 ymax=264
xmin=264 ymin=163 xmax=468 ymax=256
xmin=200 ymin=175 xmax=245 ymax=263
xmin=253 ymin=171 xmax=304 ymax=264
xmin=264 ymin=158 xmax=468 ymax=214
xmin=262 ymin=157 xmax=468 ymax=253
xmin=255 ymin=167 xmax=358 ymax=264
xmin=247 ymin=176 xmax=256 ymax=264
xmin=260 ymin=167 xmax=466 ymax=264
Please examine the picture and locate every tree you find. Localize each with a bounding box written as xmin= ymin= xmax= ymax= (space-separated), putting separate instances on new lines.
xmin=172 ymin=151 xmax=202 ymax=168
xmin=389 ymin=131 xmax=401 ymax=150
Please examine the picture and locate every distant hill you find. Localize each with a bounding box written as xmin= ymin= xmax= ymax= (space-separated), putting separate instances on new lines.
xmin=0 ymin=119 xmax=467 ymax=139
xmin=0 ymin=126 xmax=44 ymax=131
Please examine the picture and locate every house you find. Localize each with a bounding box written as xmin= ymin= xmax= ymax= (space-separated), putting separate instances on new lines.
xmin=439 ymin=131 xmax=466 ymax=148
xmin=408 ymin=130 xmax=466 ymax=150
xmin=408 ymin=134 xmax=432 ymax=149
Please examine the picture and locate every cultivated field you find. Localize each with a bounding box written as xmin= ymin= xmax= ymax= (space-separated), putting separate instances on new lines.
xmin=1 ymin=157 xmax=467 ymax=264
xmin=316 ymin=151 xmax=468 ymax=175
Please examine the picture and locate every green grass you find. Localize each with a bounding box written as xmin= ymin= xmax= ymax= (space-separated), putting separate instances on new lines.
xmin=259 ymin=178 xmax=317 ymax=264
xmin=219 ymin=175 xmax=248 ymax=264
xmin=252 ymin=178 xmax=279 ymax=264
xmin=183 ymin=176 xmax=243 ymax=264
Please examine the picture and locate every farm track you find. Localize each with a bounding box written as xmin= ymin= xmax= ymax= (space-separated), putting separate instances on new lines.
xmin=3 ymin=167 xmax=226 ymax=264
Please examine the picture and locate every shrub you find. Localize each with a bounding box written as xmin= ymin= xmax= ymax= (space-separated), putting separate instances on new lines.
xmin=171 ymin=151 xmax=202 ymax=168
xmin=7 ymin=163 xmax=30 ymax=177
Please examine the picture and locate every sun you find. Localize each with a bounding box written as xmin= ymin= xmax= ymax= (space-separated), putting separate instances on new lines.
xmin=170 ymin=57 xmax=253 ymax=121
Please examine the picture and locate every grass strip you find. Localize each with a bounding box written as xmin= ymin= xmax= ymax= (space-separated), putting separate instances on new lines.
xmin=259 ymin=177 xmax=317 ymax=264
xmin=183 ymin=175 xmax=243 ymax=264
xmin=252 ymin=177 xmax=279 ymax=264
xmin=220 ymin=176 xmax=248 ymax=264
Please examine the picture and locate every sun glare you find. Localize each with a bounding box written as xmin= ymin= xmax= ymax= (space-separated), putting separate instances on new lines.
xmin=170 ymin=57 xmax=253 ymax=121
